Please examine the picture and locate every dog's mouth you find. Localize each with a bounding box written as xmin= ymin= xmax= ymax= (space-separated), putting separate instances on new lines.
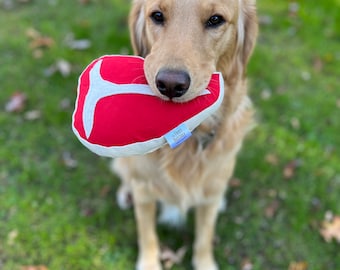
xmin=146 ymin=68 xmax=211 ymax=103
xmin=143 ymin=54 xmax=214 ymax=103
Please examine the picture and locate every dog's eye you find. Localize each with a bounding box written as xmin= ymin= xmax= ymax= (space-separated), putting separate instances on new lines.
xmin=205 ymin=15 xmax=225 ymax=28
xmin=150 ymin=11 xmax=165 ymax=25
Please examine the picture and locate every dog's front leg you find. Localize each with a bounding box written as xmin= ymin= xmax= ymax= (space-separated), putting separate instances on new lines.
xmin=132 ymin=182 xmax=161 ymax=270
xmin=134 ymin=201 xmax=161 ymax=270
xmin=192 ymin=200 xmax=220 ymax=270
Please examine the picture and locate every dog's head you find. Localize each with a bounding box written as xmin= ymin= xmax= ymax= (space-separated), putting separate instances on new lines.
xmin=129 ymin=0 xmax=257 ymax=102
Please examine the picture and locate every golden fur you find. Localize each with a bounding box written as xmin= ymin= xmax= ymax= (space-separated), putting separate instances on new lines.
xmin=112 ymin=0 xmax=258 ymax=269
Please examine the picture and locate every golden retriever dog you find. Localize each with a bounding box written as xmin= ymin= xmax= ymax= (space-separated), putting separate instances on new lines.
xmin=112 ymin=0 xmax=258 ymax=269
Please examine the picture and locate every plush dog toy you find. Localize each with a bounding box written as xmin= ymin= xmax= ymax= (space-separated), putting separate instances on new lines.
xmin=72 ymin=55 xmax=224 ymax=158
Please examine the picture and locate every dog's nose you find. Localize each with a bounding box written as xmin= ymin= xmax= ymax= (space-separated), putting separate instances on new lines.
xmin=156 ymin=69 xmax=191 ymax=99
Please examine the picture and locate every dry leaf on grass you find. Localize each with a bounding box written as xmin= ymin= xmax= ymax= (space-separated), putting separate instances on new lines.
xmin=64 ymin=33 xmax=91 ymax=50
xmin=62 ymin=151 xmax=78 ymax=169
xmin=26 ymin=27 xmax=54 ymax=58
xmin=26 ymin=28 xmax=54 ymax=49
xmin=55 ymin=59 xmax=72 ymax=77
xmin=21 ymin=266 xmax=48 ymax=270
xmin=7 ymin=229 xmax=19 ymax=245
xmin=229 ymin=177 xmax=242 ymax=188
xmin=336 ymin=99 xmax=340 ymax=109
xmin=313 ymin=57 xmax=323 ymax=73
xmin=241 ymin=258 xmax=253 ymax=270
xmin=44 ymin=59 xmax=72 ymax=77
xmin=290 ymin=117 xmax=300 ymax=130
xmin=265 ymin=153 xmax=279 ymax=166
xmin=24 ymin=110 xmax=42 ymax=121
xmin=160 ymin=246 xmax=187 ymax=269
xmin=283 ymin=159 xmax=302 ymax=179
xmin=264 ymin=199 xmax=280 ymax=219
xmin=29 ymin=36 xmax=54 ymax=49
xmin=67 ymin=39 xmax=91 ymax=50
xmin=288 ymin=261 xmax=308 ymax=270
xmin=288 ymin=2 xmax=299 ymax=17
xmin=258 ymin=15 xmax=272 ymax=25
xmin=5 ymin=92 xmax=27 ymax=112
xmin=319 ymin=215 xmax=340 ymax=243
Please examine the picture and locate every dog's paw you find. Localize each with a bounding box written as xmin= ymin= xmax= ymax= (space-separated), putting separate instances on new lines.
xmin=136 ymin=260 xmax=162 ymax=270
xmin=193 ymin=257 xmax=218 ymax=270
xmin=116 ymin=184 xmax=133 ymax=210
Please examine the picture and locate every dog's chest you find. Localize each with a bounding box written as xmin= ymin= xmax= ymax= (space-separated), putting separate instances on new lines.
xmin=143 ymin=140 xmax=232 ymax=209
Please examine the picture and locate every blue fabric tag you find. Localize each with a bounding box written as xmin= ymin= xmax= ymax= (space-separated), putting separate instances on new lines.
xmin=164 ymin=124 xmax=192 ymax=149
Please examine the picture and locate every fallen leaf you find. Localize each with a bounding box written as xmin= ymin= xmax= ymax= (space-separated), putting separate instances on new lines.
xmin=288 ymin=261 xmax=308 ymax=270
xmin=5 ymin=92 xmax=27 ymax=112
xmin=24 ymin=110 xmax=42 ymax=121
xmin=265 ymin=153 xmax=279 ymax=166
xmin=288 ymin=2 xmax=299 ymax=17
xmin=290 ymin=117 xmax=300 ymax=130
xmin=241 ymin=258 xmax=253 ymax=270
xmin=56 ymin=59 xmax=72 ymax=77
xmin=265 ymin=199 xmax=280 ymax=218
xmin=21 ymin=266 xmax=48 ymax=270
xmin=26 ymin=27 xmax=54 ymax=57
xmin=258 ymin=15 xmax=272 ymax=25
xmin=261 ymin=88 xmax=271 ymax=100
xmin=62 ymin=151 xmax=78 ymax=169
xmin=319 ymin=215 xmax=340 ymax=243
xmin=26 ymin=27 xmax=41 ymax=39
xmin=229 ymin=178 xmax=242 ymax=188
xmin=64 ymin=33 xmax=91 ymax=50
xmin=313 ymin=57 xmax=323 ymax=73
xmin=29 ymin=36 xmax=54 ymax=49
xmin=283 ymin=164 xmax=294 ymax=179
xmin=336 ymin=99 xmax=340 ymax=109
xmin=324 ymin=210 xmax=334 ymax=222
xmin=67 ymin=39 xmax=91 ymax=50
xmin=283 ymin=160 xmax=302 ymax=180
xmin=44 ymin=59 xmax=72 ymax=77
xmin=7 ymin=229 xmax=19 ymax=245
xmin=160 ymin=246 xmax=187 ymax=269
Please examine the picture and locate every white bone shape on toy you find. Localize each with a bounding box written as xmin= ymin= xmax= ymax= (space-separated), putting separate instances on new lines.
xmin=82 ymin=59 xmax=210 ymax=139
xmin=83 ymin=59 xmax=154 ymax=138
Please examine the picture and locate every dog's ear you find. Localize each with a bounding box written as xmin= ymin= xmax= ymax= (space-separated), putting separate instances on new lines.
xmin=237 ymin=0 xmax=258 ymax=68
xmin=129 ymin=0 xmax=149 ymax=57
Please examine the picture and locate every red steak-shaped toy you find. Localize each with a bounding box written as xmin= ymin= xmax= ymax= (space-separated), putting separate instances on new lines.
xmin=72 ymin=55 xmax=224 ymax=157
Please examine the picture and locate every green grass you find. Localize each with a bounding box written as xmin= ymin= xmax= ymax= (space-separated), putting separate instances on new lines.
xmin=0 ymin=0 xmax=339 ymax=269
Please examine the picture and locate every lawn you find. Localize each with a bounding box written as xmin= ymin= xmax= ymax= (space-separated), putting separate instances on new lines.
xmin=0 ymin=0 xmax=339 ymax=270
